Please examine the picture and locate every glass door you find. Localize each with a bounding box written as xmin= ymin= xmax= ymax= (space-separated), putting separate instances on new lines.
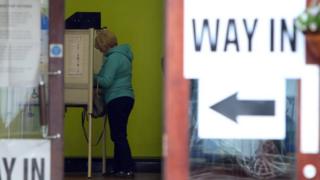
xmin=0 ymin=0 xmax=48 ymax=139
xmin=164 ymin=0 xmax=320 ymax=179
xmin=0 ymin=0 xmax=65 ymax=179
xmin=0 ymin=0 xmax=51 ymax=179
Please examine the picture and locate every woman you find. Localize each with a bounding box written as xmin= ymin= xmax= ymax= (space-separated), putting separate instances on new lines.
xmin=94 ymin=29 xmax=135 ymax=177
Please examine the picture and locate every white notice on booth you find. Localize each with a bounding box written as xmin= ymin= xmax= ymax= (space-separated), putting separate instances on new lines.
xmin=0 ymin=0 xmax=40 ymax=87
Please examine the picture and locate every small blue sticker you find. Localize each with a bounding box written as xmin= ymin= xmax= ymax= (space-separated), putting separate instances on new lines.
xmin=50 ymin=44 xmax=63 ymax=58
xmin=52 ymin=46 xmax=61 ymax=56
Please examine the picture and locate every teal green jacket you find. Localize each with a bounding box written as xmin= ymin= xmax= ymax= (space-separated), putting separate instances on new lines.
xmin=94 ymin=44 xmax=134 ymax=104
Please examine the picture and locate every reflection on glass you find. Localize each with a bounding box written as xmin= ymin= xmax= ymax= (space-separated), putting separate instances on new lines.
xmin=0 ymin=87 xmax=42 ymax=138
xmin=189 ymin=80 xmax=297 ymax=179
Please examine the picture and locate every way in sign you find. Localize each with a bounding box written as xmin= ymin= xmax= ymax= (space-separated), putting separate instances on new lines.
xmin=0 ymin=157 xmax=45 ymax=180
xmin=192 ymin=18 xmax=297 ymax=52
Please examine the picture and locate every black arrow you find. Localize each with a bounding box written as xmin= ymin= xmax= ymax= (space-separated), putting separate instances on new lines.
xmin=210 ymin=92 xmax=275 ymax=123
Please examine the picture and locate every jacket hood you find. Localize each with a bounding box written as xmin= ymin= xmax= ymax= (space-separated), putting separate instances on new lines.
xmin=106 ymin=44 xmax=133 ymax=61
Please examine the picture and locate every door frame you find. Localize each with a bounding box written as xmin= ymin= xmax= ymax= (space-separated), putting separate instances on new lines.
xmin=164 ymin=0 xmax=189 ymax=179
xmin=48 ymin=0 xmax=65 ymax=179
xmin=297 ymin=0 xmax=320 ymax=179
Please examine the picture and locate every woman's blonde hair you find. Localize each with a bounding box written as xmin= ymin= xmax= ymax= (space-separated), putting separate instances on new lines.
xmin=95 ymin=29 xmax=117 ymax=52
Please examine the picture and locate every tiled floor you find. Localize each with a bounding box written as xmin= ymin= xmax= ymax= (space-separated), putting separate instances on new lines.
xmin=64 ymin=173 xmax=162 ymax=180
xmin=65 ymin=171 xmax=293 ymax=180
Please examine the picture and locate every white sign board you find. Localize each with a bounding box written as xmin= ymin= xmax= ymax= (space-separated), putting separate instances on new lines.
xmin=0 ymin=139 xmax=51 ymax=180
xmin=184 ymin=0 xmax=313 ymax=140
xmin=184 ymin=0 xmax=306 ymax=78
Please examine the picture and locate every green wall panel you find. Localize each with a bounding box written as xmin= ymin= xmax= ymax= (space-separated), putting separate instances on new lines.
xmin=64 ymin=0 xmax=164 ymax=158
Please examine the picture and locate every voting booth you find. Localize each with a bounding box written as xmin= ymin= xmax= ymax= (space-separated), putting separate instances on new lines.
xmin=64 ymin=29 xmax=102 ymax=105
xmin=64 ymin=28 xmax=104 ymax=177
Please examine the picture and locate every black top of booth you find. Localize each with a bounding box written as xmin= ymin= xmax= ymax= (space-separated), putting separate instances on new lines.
xmin=65 ymin=12 xmax=101 ymax=29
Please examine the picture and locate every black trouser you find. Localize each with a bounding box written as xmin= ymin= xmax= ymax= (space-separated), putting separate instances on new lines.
xmin=106 ymin=96 xmax=134 ymax=171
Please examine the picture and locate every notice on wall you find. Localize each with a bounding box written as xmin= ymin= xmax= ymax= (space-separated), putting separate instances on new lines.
xmin=0 ymin=139 xmax=51 ymax=180
xmin=0 ymin=0 xmax=41 ymax=87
